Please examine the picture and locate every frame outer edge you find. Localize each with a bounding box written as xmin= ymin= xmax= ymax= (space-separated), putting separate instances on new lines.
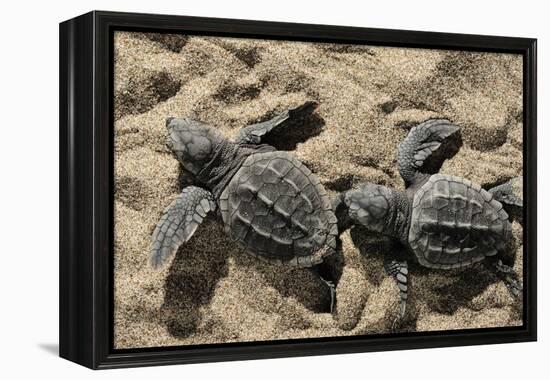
xmin=58 ymin=10 xmax=537 ymax=370
xmin=59 ymin=11 xmax=96 ymax=369
xmin=526 ymin=38 xmax=537 ymax=341
xmin=59 ymin=16 xmax=72 ymax=363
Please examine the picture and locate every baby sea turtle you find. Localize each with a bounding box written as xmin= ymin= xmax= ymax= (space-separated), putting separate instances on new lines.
xmin=334 ymin=119 xmax=523 ymax=318
xmin=150 ymin=101 xmax=339 ymax=308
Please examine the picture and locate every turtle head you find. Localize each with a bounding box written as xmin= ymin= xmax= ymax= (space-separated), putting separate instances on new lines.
xmin=343 ymin=183 xmax=394 ymax=234
xmin=165 ymin=117 xmax=224 ymax=175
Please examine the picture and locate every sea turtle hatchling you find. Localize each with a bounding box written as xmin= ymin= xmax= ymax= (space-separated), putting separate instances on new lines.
xmin=150 ymin=101 xmax=339 ymax=308
xmin=334 ymin=119 xmax=523 ymax=318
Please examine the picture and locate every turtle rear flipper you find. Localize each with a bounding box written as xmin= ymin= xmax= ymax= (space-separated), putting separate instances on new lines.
xmin=150 ymin=186 xmax=216 ymax=270
xmin=235 ymin=101 xmax=318 ymax=144
xmin=489 ymin=259 xmax=523 ymax=299
xmin=489 ymin=177 xmax=523 ymax=207
xmin=397 ymin=119 xmax=461 ymax=186
xmin=384 ymin=259 xmax=409 ymax=319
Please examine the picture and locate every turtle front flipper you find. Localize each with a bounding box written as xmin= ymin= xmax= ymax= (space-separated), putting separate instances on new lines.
xmin=235 ymin=101 xmax=318 ymax=144
xmin=397 ymin=119 xmax=461 ymax=186
xmin=489 ymin=177 xmax=523 ymax=207
xmin=150 ymin=186 xmax=216 ymax=270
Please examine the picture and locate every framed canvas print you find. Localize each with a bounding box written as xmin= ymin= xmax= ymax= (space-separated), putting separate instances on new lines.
xmin=59 ymin=11 xmax=537 ymax=369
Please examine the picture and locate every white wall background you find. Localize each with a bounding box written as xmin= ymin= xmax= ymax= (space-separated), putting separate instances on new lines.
xmin=0 ymin=0 xmax=546 ymax=378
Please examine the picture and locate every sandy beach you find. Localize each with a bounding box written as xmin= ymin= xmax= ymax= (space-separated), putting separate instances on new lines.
xmin=113 ymin=31 xmax=523 ymax=349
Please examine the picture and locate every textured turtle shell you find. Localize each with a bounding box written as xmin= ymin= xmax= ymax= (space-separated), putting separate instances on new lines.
xmin=409 ymin=174 xmax=512 ymax=269
xmin=219 ymin=151 xmax=338 ymax=267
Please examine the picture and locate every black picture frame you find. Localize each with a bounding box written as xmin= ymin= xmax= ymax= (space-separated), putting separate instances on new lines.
xmin=59 ymin=10 xmax=537 ymax=370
